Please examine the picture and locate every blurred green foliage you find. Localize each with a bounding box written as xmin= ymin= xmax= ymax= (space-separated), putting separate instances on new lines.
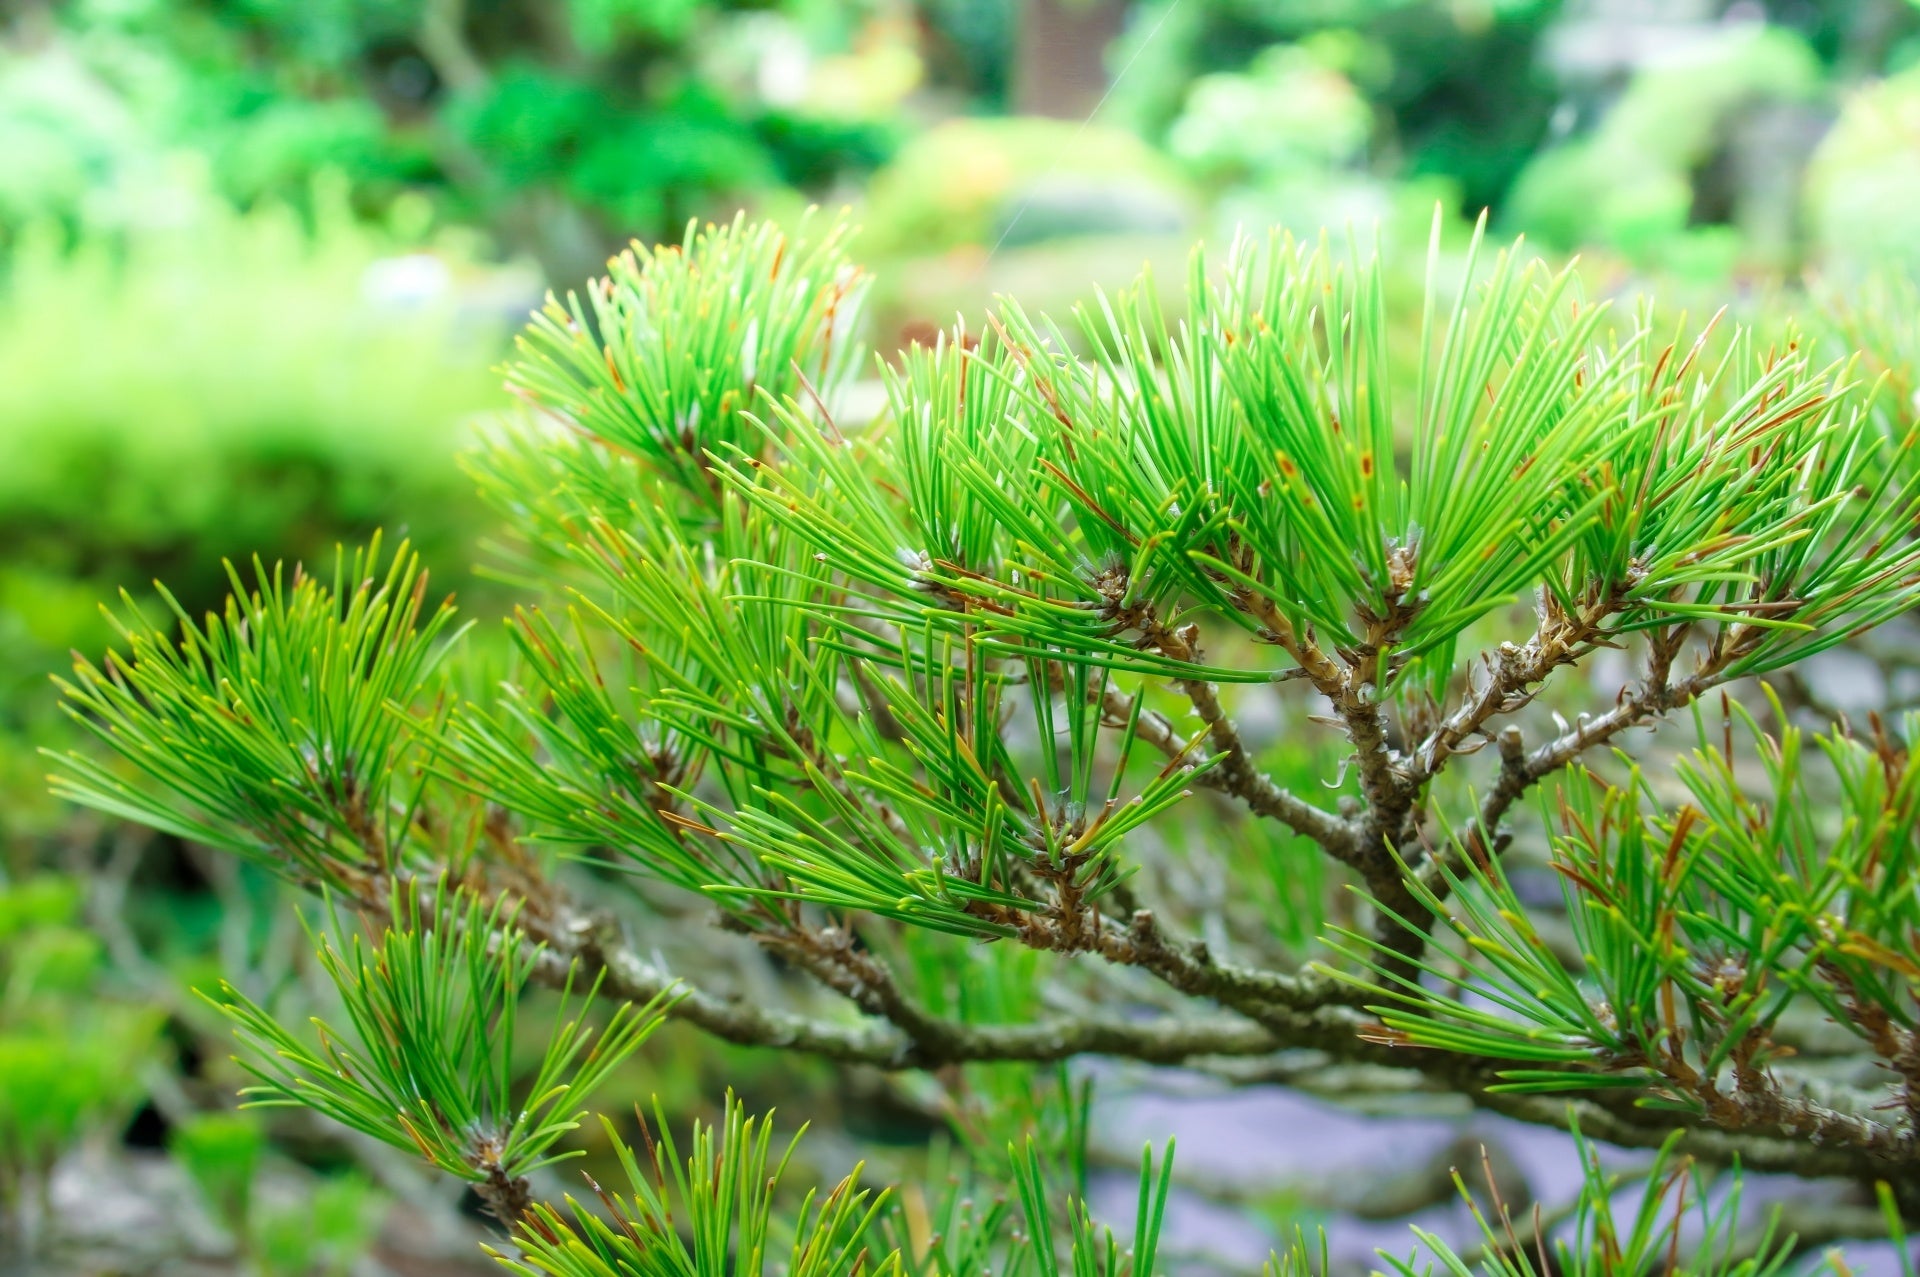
xmin=860 ymin=117 xmax=1195 ymax=258
xmin=0 ymin=175 xmax=509 ymax=855
xmin=171 ymin=1111 xmax=266 ymax=1239
xmin=1109 ymin=0 xmax=1567 ymax=216
xmin=0 ymin=0 xmax=900 ymax=280
xmin=250 ymin=1170 xmax=386 ymax=1277
xmin=1806 ymin=62 xmax=1920 ymax=277
xmin=1506 ymin=24 xmax=1824 ymax=273
xmin=0 ymin=188 xmax=499 ymax=602
xmin=172 ymin=1110 xmax=389 ymax=1275
xmin=1168 ymin=39 xmax=1373 ymax=187
xmin=0 ymin=874 xmax=162 ymax=1250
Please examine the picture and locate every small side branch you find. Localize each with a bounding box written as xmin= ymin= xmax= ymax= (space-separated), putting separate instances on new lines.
xmin=1449 ymin=624 xmax=1755 ymax=880
xmin=1827 ymin=961 xmax=1920 ymax=1135
xmin=1410 ymin=592 xmax=1619 ymax=782
xmin=1218 ymin=593 xmax=1426 ymax=934
xmin=1123 ymin=612 xmax=1364 ymax=863
xmin=1157 ymin=678 xmax=1360 ymax=857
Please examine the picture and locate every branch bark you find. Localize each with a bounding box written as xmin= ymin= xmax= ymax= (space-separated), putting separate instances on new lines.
xmin=1409 ymin=591 xmax=1620 ymax=782
xmin=563 ymin=912 xmax=1284 ymax=1068
xmin=1126 ymin=613 xmax=1365 ymax=863
xmin=569 ymin=911 xmax=1920 ymax=1187
xmin=1119 ymin=676 xmax=1360 ymax=857
xmin=359 ymin=862 xmax=1920 ymax=1197
xmin=1456 ymin=626 xmax=1751 ymax=874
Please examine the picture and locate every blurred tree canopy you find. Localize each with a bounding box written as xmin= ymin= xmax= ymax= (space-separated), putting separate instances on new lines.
xmin=0 ymin=0 xmax=902 ymax=279
xmin=1107 ymin=0 xmax=1567 ymax=217
xmin=7 ymin=0 xmax=1919 ymax=281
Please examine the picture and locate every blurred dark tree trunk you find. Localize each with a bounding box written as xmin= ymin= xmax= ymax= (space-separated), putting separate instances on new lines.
xmin=1834 ymin=0 xmax=1917 ymax=73
xmin=1760 ymin=0 xmax=1919 ymax=75
xmin=1011 ymin=0 xmax=1126 ymax=118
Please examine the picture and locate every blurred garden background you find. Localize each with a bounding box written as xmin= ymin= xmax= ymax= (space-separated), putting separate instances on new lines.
xmin=7 ymin=0 xmax=1920 ymax=1272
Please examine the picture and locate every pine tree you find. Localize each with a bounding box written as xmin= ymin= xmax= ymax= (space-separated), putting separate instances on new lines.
xmin=49 ymin=211 xmax=1920 ymax=1273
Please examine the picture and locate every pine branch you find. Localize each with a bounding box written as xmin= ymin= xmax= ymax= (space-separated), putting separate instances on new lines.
xmin=50 ymin=213 xmax=1920 ymax=1257
xmin=570 ymin=917 xmax=1286 ymax=1069
xmin=1456 ymin=623 xmax=1751 ymax=868
xmin=1230 ymin=591 xmax=1406 ymax=841
xmin=1408 ymin=589 xmax=1623 ymax=781
xmin=1127 ymin=648 xmax=1359 ymax=859
xmin=1035 ymin=603 xmax=1359 ymax=860
xmin=565 ymin=909 xmax=1920 ymax=1186
xmin=536 ymin=884 xmax=1920 ymax=1190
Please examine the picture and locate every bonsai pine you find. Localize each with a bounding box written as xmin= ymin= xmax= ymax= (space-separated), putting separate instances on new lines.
xmin=50 ymin=212 xmax=1920 ymax=1273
